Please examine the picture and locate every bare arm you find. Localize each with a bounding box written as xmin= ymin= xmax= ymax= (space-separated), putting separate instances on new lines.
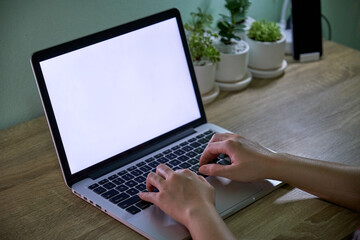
xmin=269 ymin=153 xmax=360 ymax=212
xmin=199 ymin=133 xmax=360 ymax=212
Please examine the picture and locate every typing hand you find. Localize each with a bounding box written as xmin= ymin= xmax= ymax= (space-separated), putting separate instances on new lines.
xmin=139 ymin=164 xmax=215 ymax=228
xmin=199 ymin=133 xmax=275 ymax=182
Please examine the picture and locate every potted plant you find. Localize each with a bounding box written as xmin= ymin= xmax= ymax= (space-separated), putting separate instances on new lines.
xmin=245 ymin=19 xmax=286 ymax=77
xmin=185 ymin=8 xmax=220 ymax=97
xmin=214 ymin=0 xmax=251 ymax=88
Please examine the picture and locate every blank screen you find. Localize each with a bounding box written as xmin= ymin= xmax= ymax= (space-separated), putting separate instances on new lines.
xmin=40 ymin=18 xmax=201 ymax=174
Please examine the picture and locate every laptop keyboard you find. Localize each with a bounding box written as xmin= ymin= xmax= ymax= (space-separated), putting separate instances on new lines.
xmin=87 ymin=130 xmax=230 ymax=215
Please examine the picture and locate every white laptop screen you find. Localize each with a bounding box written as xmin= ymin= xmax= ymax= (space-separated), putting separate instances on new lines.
xmin=39 ymin=18 xmax=201 ymax=174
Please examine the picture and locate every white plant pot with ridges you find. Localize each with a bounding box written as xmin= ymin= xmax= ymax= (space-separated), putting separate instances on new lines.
xmin=245 ymin=34 xmax=286 ymax=70
xmin=215 ymin=40 xmax=249 ymax=82
xmin=194 ymin=62 xmax=216 ymax=95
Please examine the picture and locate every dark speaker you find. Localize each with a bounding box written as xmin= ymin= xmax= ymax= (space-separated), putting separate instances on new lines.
xmin=291 ymin=0 xmax=323 ymax=61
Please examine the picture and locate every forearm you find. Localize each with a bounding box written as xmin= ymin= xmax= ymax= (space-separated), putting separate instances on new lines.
xmin=185 ymin=204 xmax=235 ymax=240
xmin=267 ymin=153 xmax=360 ymax=212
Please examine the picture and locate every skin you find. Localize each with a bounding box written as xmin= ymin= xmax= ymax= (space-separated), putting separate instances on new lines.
xmin=139 ymin=133 xmax=360 ymax=239
xmin=139 ymin=165 xmax=236 ymax=240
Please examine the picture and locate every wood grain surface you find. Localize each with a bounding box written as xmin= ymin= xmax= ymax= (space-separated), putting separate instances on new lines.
xmin=1 ymin=41 xmax=359 ymax=239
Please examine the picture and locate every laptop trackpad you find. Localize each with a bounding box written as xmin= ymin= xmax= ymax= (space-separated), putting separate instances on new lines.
xmin=207 ymin=176 xmax=263 ymax=214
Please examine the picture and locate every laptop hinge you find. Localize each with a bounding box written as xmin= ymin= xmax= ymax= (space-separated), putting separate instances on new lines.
xmin=88 ymin=127 xmax=196 ymax=180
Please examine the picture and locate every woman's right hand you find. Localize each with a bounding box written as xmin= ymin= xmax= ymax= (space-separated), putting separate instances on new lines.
xmin=199 ymin=133 xmax=277 ymax=182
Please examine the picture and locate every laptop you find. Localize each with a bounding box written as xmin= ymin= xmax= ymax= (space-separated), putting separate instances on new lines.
xmin=31 ymin=8 xmax=282 ymax=240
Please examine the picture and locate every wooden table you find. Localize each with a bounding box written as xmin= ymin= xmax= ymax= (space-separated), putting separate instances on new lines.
xmin=1 ymin=41 xmax=360 ymax=239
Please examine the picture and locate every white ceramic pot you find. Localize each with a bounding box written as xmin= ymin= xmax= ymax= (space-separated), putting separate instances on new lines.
xmin=215 ymin=40 xmax=249 ymax=82
xmin=194 ymin=62 xmax=216 ymax=95
xmin=245 ymin=34 xmax=286 ymax=70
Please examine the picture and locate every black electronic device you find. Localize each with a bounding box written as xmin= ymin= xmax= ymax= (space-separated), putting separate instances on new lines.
xmin=291 ymin=0 xmax=323 ymax=61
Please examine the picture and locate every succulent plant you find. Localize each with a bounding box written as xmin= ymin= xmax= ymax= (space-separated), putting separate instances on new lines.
xmin=248 ymin=20 xmax=282 ymax=42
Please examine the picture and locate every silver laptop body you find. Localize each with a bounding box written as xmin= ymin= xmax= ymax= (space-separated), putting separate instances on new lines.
xmin=31 ymin=8 xmax=282 ymax=240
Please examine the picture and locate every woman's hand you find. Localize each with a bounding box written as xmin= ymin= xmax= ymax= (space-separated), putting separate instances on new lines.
xmin=199 ymin=133 xmax=276 ymax=182
xmin=139 ymin=164 xmax=215 ymax=227
xmin=139 ymin=164 xmax=236 ymax=239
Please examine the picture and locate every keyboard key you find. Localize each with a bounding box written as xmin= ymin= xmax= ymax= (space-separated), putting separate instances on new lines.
xmin=169 ymin=159 xmax=181 ymax=166
xmin=190 ymin=142 xmax=201 ymax=148
xmin=166 ymin=162 xmax=174 ymax=167
xmin=165 ymin=153 xmax=177 ymax=160
xmin=182 ymin=146 xmax=193 ymax=151
xmin=125 ymin=180 xmax=137 ymax=188
xmin=163 ymin=149 xmax=172 ymax=154
xmin=134 ymin=176 xmax=146 ymax=183
xmin=196 ymin=134 xmax=205 ymax=138
xmin=174 ymin=149 xmax=185 ymax=156
xmin=179 ymin=162 xmax=191 ymax=169
xmin=218 ymin=153 xmax=227 ymax=159
xmin=110 ymin=193 xmax=129 ymax=204
xmin=88 ymin=183 xmax=99 ymax=190
xmin=135 ymin=184 xmax=146 ymax=191
xmin=188 ymin=137 xmax=197 ymax=142
xmin=117 ymin=170 xmax=127 ymax=176
xmin=171 ymin=145 xmax=180 ymax=150
xmin=154 ymin=153 xmax=163 ymax=159
xmin=157 ymin=157 xmax=168 ymax=163
xmin=126 ymin=188 xmax=139 ymax=196
xmin=136 ymin=200 xmax=152 ymax=209
xmin=113 ymin=178 xmax=125 ymax=185
xmin=101 ymin=189 xmax=119 ymax=199
xmin=180 ymin=142 xmax=188 ymax=146
xmin=136 ymin=161 xmax=146 ymax=167
xmin=118 ymin=170 xmax=127 ymax=176
xmin=194 ymin=147 xmax=204 ymax=154
xmin=103 ymin=182 xmax=116 ymax=190
xmin=122 ymin=173 xmax=133 ymax=181
xmin=204 ymin=130 xmax=214 ymax=135
xmin=185 ymin=152 xmax=197 ymax=157
xmin=187 ymin=158 xmax=198 ymax=165
xmin=190 ymin=164 xmax=199 ymax=172
xmin=178 ymin=155 xmax=189 ymax=161
xmin=99 ymin=179 xmax=109 ymax=185
xmin=116 ymin=184 xmax=129 ymax=192
xmin=148 ymin=161 xmax=159 ymax=168
xmin=205 ymin=135 xmax=213 ymax=141
xmin=145 ymin=157 xmax=154 ymax=163
xmin=118 ymin=195 xmax=141 ymax=209
xmin=108 ymin=174 xmax=118 ymax=180
xmin=127 ymin=166 xmax=137 ymax=172
xmin=140 ymin=165 xmax=151 ymax=172
xmin=126 ymin=206 xmax=141 ymax=215
xmin=93 ymin=186 xmax=106 ymax=194
xmin=198 ymin=138 xmax=209 ymax=144
xmin=218 ymin=159 xmax=231 ymax=165
xmin=130 ymin=169 xmax=143 ymax=176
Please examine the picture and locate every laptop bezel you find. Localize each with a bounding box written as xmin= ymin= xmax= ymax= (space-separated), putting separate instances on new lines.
xmin=31 ymin=8 xmax=207 ymax=187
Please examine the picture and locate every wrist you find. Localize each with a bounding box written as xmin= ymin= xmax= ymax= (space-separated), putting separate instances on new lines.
xmin=184 ymin=202 xmax=236 ymax=239
xmin=183 ymin=202 xmax=218 ymax=232
xmin=262 ymin=151 xmax=287 ymax=180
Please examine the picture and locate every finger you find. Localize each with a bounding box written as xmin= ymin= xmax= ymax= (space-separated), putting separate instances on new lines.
xmin=139 ymin=191 xmax=157 ymax=204
xmin=146 ymin=172 xmax=164 ymax=192
xmin=199 ymin=163 xmax=233 ymax=178
xmin=156 ymin=164 xmax=173 ymax=179
xmin=199 ymin=141 xmax=232 ymax=166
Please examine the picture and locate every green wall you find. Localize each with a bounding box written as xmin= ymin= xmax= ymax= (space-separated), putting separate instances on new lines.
xmin=0 ymin=0 xmax=358 ymax=130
